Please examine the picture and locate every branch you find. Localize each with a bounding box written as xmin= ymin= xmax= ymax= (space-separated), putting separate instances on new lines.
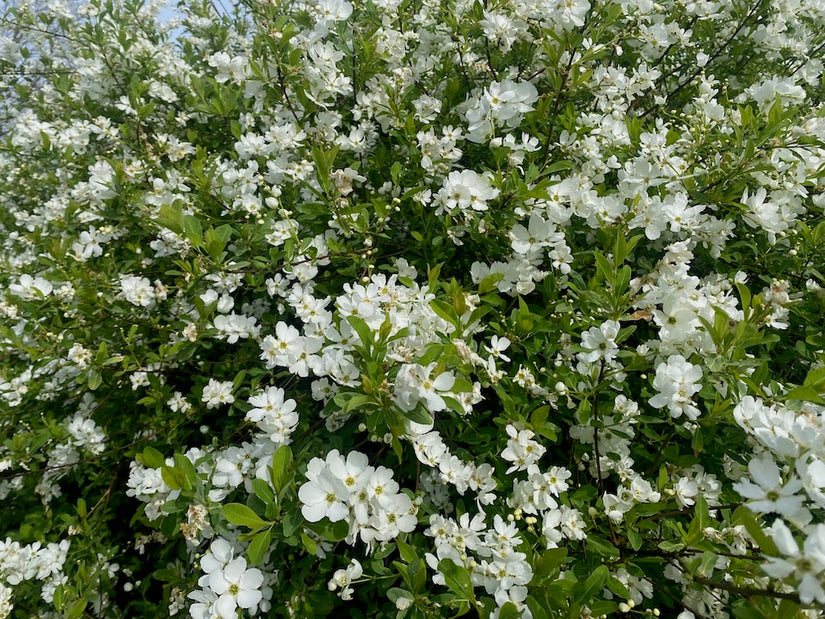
xmin=692 ymin=575 xmax=804 ymax=605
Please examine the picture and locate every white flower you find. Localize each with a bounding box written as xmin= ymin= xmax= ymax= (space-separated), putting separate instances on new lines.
xmin=484 ymin=336 xmax=511 ymax=362
xmin=649 ymin=355 xmax=703 ymax=420
xmin=733 ymin=456 xmax=804 ymax=517
xmin=206 ymin=557 xmax=264 ymax=616
xmin=213 ymin=313 xmax=259 ymax=344
xmin=579 ymin=320 xmax=620 ymax=364
xmin=9 ymin=274 xmax=54 ymax=300
xmin=327 ymin=558 xmax=362 ymax=600
xmin=120 ymin=275 xmax=155 ymax=307
xmin=201 ymin=538 xmax=234 ymax=574
xmin=510 ymin=214 xmax=558 ymax=254
xmin=202 ymin=380 xmax=235 ymax=409
xmin=436 ymin=170 xmax=500 ymax=214
xmin=393 ymin=363 xmax=455 ymax=414
xmin=501 ymin=425 xmax=546 ymax=473
xmin=764 ymin=521 xmax=825 ymax=604
xmin=298 ymin=453 xmax=350 ymax=523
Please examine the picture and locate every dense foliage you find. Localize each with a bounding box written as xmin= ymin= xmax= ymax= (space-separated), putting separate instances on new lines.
xmin=1 ymin=0 xmax=825 ymax=617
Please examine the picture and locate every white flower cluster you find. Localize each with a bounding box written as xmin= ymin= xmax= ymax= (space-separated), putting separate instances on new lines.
xmin=465 ymin=79 xmax=539 ymax=143
xmin=407 ymin=430 xmax=496 ymax=505
xmin=119 ymin=274 xmax=157 ymax=308
xmin=298 ymin=449 xmax=417 ymax=547
xmin=2 ymin=0 xmax=825 ymax=615
xmin=326 ymin=558 xmax=362 ymax=601
xmin=0 ymin=538 xmax=70 ymax=606
xmin=188 ymin=538 xmax=272 ymax=619
xmin=393 ymin=363 xmax=456 ymax=416
xmin=426 ymin=513 xmax=534 ymax=618
xmin=245 ymin=386 xmax=299 ymax=445
xmin=435 ymin=170 xmax=500 ymax=215
xmin=649 ymin=354 xmax=703 ymax=421
xmin=731 ymin=395 xmax=825 ymax=603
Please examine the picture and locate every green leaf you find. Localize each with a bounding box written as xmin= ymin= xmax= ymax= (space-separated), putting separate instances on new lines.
xmin=251 ymin=478 xmax=274 ymax=504
xmin=397 ymin=538 xmax=419 ymax=563
xmin=141 ymin=446 xmax=165 ymax=469
xmin=182 ymin=214 xmax=203 ymax=248
xmin=301 ymin=532 xmax=317 ymax=554
xmin=576 ymin=564 xmax=609 ymax=604
xmin=87 ymin=368 xmax=102 ymax=391
xmin=533 ymin=548 xmax=567 ymax=581
xmin=390 ymin=161 xmax=403 ymax=183
xmin=627 ymin=529 xmax=643 ymax=551
xmin=174 ymin=453 xmax=199 ymax=491
xmin=161 ymin=465 xmax=185 ymax=490
xmin=222 ymin=503 xmax=270 ymax=530
xmin=803 ymin=366 xmax=825 ymax=391
xmin=606 ymin=576 xmax=630 ymax=600
xmin=282 ymin=510 xmax=302 ymax=537
xmin=247 ymin=529 xmax=271 ymax=565
xmin=733 ymin=506 xmax=778 ymax=555
xmin=585 ymin=535 xmax=619 ymax=559
xmin=307 ymin=518 xmax=350 ymax=542
xmin=695 ymin=496 xmax=710 ymax=531
xmin=478 ymin=273 xmax=505 ymax=294
xmin=658 ymin=540 xmax=685 ymax=553
xmin=271 ymin=445 xmax=293 ymax=493
xmin=157 ymin=203 xmax=183 ymax=233
xmin=67 ymin=600 xmax=87 ymax=619
xmin=346 ymin=315 xmax=373 ymax=351
xmin=205 ymin=224 xmax=233 ymax=261
xmin=785 ymin=385 xmax=825 ymax=404
xmin=438 ymin=559 xmax=475 ymax=602
xmin=403 ymin=405 xmax=434 ymax=426
xmin=430 ymin=299 xmax=459 ymax=329
xmin=497 ymin=602 xmax=521 ymax=619
xmin=593 ymin=252 xmax=614 ymax=282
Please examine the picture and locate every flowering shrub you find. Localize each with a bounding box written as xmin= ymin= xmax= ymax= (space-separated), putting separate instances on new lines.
xmin=1 ymin=0 xmax=825 ymax=617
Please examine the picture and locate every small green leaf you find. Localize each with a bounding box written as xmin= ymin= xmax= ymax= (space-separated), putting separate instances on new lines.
xmin=161 ymin=465 xmax=185 ymax=490
xmin=533 ymin=548 xmax=567 ymax=580
xmin=498 ymin=602 xmax=521 ymax=619
xmin=251 ymin=478 xmax=274 ymax=504
xmin=282 ymin=510 xmax=302 ymax=537
xmin=606 ymin=576 xmax=630 ymax=600
xmin=87 ymin=368 xmax=102 ymax=391
xmin=307 ymin=518 xmax=350 ymax=542
xmin=658 ymin=540 xmax=685 ymax=553
xmin=67 ymin=600 xmax=87 ymax=619
xmin=478 ymin=273 xmax=505 ymax=294
xmin=438 ymin=559 xmax=475 ymax=602
xmin=247 ymin=529 xmax=271 ymax=565
xmin=585 ymin=535 xmax=618 ymax=559
xmin=174 ymin=454 xmax=198 ymax=490
xmin=403 ymin=405 xmax=433 ymax=426
xmin=205 ymin=224 xmax=233 ymax=261
xmin=397 ymin=538 xmax=419 ymax=563
xmin=346 ymin=315 xmax=373 ymax=351
xmin=576 ymin=564 xmax=609 ymax=604
xmin=733 ymin=506 xmax=778 ymax=555
xmin=627 ymin=529 xmax=643 ymax=551
xmin=142 ymin=446 xmax=165 ymax=469
xmin=182 ymin=214 xmax=203 ymax=247
xmin=157 ymin=203 xmax=183 ymax=233
xmin=271 ymin=445 xmax=293 ymax=493
xmin=785 ymin=385 xmax=825 ymax=404
xmin=300 ymin=532 xmax=317 ymax=554
xmin=222 ymin=503 xmax=270 ymax=530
